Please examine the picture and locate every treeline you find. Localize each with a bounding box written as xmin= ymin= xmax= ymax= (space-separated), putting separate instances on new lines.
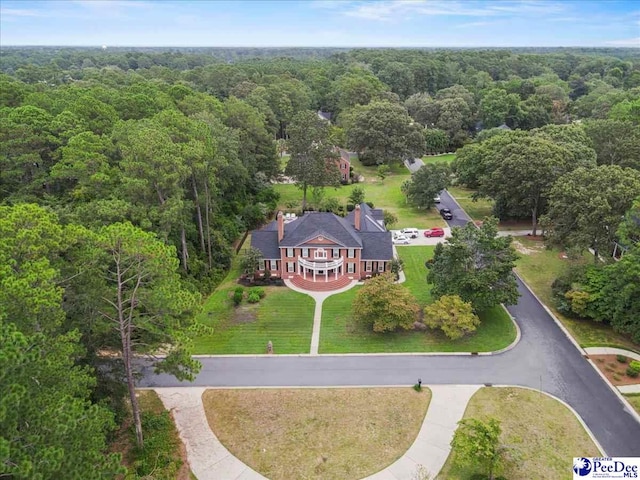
xmin=1 ymin=47 xmax=639 ymax=476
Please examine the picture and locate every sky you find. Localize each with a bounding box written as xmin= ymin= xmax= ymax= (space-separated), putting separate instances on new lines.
xmin=1 ymin=0 xmax=639 ymax=48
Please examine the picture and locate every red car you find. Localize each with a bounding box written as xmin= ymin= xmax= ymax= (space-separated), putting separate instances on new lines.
xmin=423 ymin=227 xmax=445 ymax=237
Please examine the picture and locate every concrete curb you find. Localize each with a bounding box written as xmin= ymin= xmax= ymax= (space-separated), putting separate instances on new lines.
xmin=584 ymin=347 xmax=640 ymax=361
xmin=513 ymin=270 xmax=586 ymax=354
xmin=486 ymin=305 xmax=522 ymax=356
xmin=586 ymin=358 xmax=640 ymax=425
xmin=494 ymin=385 xmax=607 ymax=456
xmin=618 ymin=385 xmax=640 ymax=394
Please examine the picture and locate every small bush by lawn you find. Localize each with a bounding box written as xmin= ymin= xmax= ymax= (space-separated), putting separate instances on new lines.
xmin=437 ymin=387 xmax=601 ymax=480
xmin=202 ymin=387 xmax=430 ymax=480
xmin=112 ymin=391 xmax=190 ymax=480
xmin=319 ymin=246 xmax=515 ymax=353
xmin=193 ymin=254 xmax=315 ymax=354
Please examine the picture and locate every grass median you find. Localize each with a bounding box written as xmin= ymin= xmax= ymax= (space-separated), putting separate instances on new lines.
xmin=438 ymin=387 xmax=601 ymax=480
xmin=202 ymin=387 xmax=430 ymax=480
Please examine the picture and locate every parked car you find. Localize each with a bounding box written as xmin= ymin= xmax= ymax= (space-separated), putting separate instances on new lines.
xmin=434 ymin=195 xmax=441 ymax=203
xmin=424 ymin=227 xmax=445 ymax=237
xmin=393 ymin=235 xmax=411 ymax=245
xmin=400 ymin=228 xmax=419 ymax=238
xmin=440 ymin=208 xmax=453 ymax=220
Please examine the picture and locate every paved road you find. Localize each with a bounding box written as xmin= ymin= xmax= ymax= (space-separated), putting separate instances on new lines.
xmin=141 ymin=189 xmax=640 ymax=456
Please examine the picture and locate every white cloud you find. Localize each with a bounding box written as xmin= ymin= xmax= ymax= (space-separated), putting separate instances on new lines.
xmin=340 ymin=0 xmax=567 ymax=21
xmin=0 ymin=8 xmax=47 ymax=17
xmin=605 ymin=37 xmax=640 ymax=47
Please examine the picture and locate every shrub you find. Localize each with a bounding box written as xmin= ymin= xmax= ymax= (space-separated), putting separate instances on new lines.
xmin=424 ymin=295 xmax=480 ymax=340
xmin=253 ymin=287 xmax=266 ymax=298
xmin=617 ymin=354 xmax=628 ymax=363
xmin=366 ymin=201 xmax=375 ymax=208
xmin=413 ymin=383 xmax=422 ymax=392
xmin=627 ymin=361 xmax=640 ymax=378
xmin=233 ymin=287 xmax=244 ymax=306
xmin=133 ymin=411 xmax=182 ymax=478
xmin=247 ymin=291 xmax=261 ymax=303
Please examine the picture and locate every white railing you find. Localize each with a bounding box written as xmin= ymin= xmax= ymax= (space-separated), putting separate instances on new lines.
xmin=298 ymin=256 xmax=343 ymax=271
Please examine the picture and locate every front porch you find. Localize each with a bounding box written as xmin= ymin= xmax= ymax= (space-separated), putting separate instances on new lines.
xmin=297 ymin=257 xmax=346 ymax=282
xmin=288 ymin=274 xmax=354 ymax=292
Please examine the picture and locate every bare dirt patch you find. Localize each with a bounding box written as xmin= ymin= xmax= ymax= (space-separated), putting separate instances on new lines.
xmin=513 ymin=239 xmax=543 ymax=255
xmin=590 ymin=354 xmax=640 ymax=386
xmin=202 ymin=388 xmax=430 ymax=480
xmin=232 ymin=303 xmax=259 ymax=324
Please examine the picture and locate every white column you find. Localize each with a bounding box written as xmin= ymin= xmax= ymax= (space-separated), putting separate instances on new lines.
xmin=303 ymin=264 xmax=306 ymax=279
xmin=325 ymin=269 xmax=328 ymax=281
xmin=313 ymin=268 xmax=316 ymax=281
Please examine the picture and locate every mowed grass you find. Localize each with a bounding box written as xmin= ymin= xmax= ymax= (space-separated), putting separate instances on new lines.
xmin=447 ymin=186 xmax=494 ymax=221
xmin=319 ymin=246 xmax=516 ymax=353
xmin=513 ymin=236 xmax=640 ymax=352
xmin=438 ymin=387 xmax=601 ymax=480
xmin=422 ymin=153 xmax=456 ymax=163
xmin=202 ymin=388 xmax=431 ymax=480
xmin=274 ymin=153 xmax=445 ymax=229
xmin=193 ymin=254 xmax=315 ymax=354
xmin=624 ymin=394 xmax=640 ymax=415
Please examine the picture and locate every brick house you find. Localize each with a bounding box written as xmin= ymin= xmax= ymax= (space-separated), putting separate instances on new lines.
xmin=337 ymin=148 xmax=350 ymax=183
xmin=250 ymin=203 xmax=393 ymax=289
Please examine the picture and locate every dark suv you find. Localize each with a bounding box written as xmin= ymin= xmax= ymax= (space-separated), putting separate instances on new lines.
xmin=440 ymin=208 xmax=453 ymax=220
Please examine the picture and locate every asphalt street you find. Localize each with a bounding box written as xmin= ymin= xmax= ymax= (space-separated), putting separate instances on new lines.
xmin=140 ymin=189 xmax=640 ymax=456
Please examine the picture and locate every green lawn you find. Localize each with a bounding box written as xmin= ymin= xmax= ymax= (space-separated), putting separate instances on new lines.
xmin=318 ymin=246 xmax=516 ymax=353
xmin=437 ymin=387 xmax=601 ymax=480
xmin=624 ymin=394 xmax=640 ymax=415
xmin=447 ymin=186 xmax=494 ymax=221
xmin=193 ymin=255 xmax=315 ymax=354
xmin=422 ymin=153 xmax=456 ymax=164
xmin=273 ymin=175 xmax=445 ymax=229
xmin=513 ymin=236 xmax=640 ymax=352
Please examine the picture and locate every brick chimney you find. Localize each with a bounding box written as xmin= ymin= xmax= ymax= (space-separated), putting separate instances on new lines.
xmin=354 ymin=204 xmax=361 ymax=230
xmin=277 ymin=211 xmax=284 ymax=241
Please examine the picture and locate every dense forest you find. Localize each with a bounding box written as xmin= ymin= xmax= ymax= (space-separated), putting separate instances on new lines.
xmin=1 ymin=47 xmax=639 ymax=478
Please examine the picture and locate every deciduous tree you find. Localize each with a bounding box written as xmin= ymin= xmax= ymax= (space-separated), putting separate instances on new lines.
xmin=423 ymin=295 xmax=480 ymax=340
xmin=406 ymin=163 xmax=451 ymax=209
xmin=285 ymin=110 xmax=340 ymax=209
xmin=451 ymin=417 xmax=506 ymax=480
xmin=353 ymin=273 xmax=419 ymax=332
xmin=427 ymin=218 xmax=519 ymax=311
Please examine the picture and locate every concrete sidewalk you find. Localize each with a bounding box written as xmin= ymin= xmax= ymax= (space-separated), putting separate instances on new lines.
xmin=363 ymin=385 xmax=480 ymax=480
xmin=156 ymin=388 xmax=267 ymax=480
xmin=283 ymin=279 xmax=359 ymax=355
xmin=158 ymin=385 xmax=480 ymax=480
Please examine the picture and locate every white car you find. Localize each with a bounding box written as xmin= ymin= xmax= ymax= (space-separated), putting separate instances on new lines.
xmin=434 ymin=195 xmax=441 ymax=203
xmin=393 ymin=235 xmax=411 ymax=245
xmin=400 ymin=228 xmax=419 ymax=238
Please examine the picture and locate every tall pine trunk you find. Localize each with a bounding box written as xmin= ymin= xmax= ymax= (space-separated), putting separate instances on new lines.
xmin=192 ymin=176 xmax=206 ymax=255
xmin=180 ymin=227 xmax=189 ymax=272
xmin=116 ymin=261 xmax=143 ymax=448
xmin=203 ymin=176 xmax=213 ymax=269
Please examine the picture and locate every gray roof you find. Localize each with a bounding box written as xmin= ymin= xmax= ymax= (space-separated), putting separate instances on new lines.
xmin=280 ymin=212 xmax=362 ymax=248
xmin=250 ymin=229 xmax=280 ymax=259
xmin=359 ymin=232 xmax=393 ymax=260
xmin=251 ymin=204 xmax=393 ymax=261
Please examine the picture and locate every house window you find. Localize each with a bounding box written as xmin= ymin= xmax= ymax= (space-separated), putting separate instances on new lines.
xmin=271 ymin=260 xmax=278 ymax=271
xmin=347 ymin=248 xmax=355 ymax=258
xmin=347 ymin=263 xmax=355 ymax=273
xmin=378 ymin=262 xmax=385 ymax=272
xmin=365 ymin=261 xmax=372 ymax=272
xmin=302 ymin=248 xmax=309 ymax=257
xmin=287 ymin=262 xmax=295 ymax=273
xmin=286 ymin=248 xmax=293 ymax=258
xmin=258 ymin=259 xmax=265 ymax=271
xmin=315 ymin=248 xmax=327 ymax=259
xmin=333 ymin=248 xmax=339 ymax=258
